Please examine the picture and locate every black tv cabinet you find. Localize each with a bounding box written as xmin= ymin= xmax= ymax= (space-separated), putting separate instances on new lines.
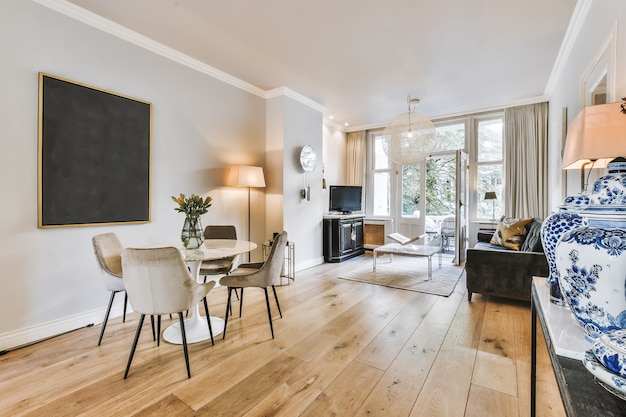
xmin=323 ymin=214 xmax=365 ymax=262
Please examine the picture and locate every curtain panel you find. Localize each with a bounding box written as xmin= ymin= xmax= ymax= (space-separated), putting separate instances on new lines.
xmin=346 ymin=131 xmax=366 ymax=186
xmin=504 ymin=102 xmax=549 ymax=219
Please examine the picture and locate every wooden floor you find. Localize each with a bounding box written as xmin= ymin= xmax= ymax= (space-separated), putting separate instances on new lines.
xmin=0 ymin=253 xmax=566 ymax=417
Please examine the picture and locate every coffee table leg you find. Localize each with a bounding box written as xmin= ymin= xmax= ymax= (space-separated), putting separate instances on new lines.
xmin=428 ymin=255 xmax=432 ymax=280
xmin=373 ymin=250 xmax=377 ymax=271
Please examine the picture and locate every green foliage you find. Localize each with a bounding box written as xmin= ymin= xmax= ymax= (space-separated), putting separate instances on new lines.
xmin=171 ymin=193 xmax=212 ymax=218
xmin=402 ymin=155 xmax=458 ymax=217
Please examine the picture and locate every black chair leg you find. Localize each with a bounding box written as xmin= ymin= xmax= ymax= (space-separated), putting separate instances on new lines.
xmin=123 ymin=292 xmax=128 ymax=322
xmin=150 ymin=315 xmax=156 ymax=341
xmin=157 ymin=315 xmax=161 ymax=346
xmin=124 ymin=314 xmax=145 ymax=379
xmin=239 ymin=288 xmax=244 ymax=317
xmin=178 ymin=312 xmax=191 ymax=378
xmin=202 ymin=297 xmax=214 ymax=345
xmin=271 ymin=285 xmax=282 ymax=318
xmin=263 ymin=288 xmax=275 ymax=339
xmin=223 ymin=287 xmax=233 ymax=339
xmin=98 ymin=291 xmax=117 ymax=346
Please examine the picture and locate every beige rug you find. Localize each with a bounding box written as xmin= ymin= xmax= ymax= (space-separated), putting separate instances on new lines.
xmin=338 ymin=253 xmax=464 ymax=297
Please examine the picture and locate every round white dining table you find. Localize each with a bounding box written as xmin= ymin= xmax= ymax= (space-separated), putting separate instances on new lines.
xmin=162 ymin=239 xmax=257 ymax=345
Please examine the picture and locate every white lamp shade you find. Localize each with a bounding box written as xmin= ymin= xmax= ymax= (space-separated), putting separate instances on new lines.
xmin=228 ymin=165 xmax=266 ymax=188
xmin=562 ymin=102 xmax=626 ymax=169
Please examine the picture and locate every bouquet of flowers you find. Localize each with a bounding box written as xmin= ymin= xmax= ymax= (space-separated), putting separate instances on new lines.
xmin=171 ymin=193 xmax=212 ymax=218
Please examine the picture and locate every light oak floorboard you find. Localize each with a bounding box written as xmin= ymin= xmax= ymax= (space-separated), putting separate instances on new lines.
xmin=0 ymin=253 xmax=565 ymax=417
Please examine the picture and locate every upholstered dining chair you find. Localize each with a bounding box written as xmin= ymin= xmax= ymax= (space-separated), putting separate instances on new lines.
xmin=121 ymin=247 xmax=215 ymax=379
xmin=219 ymin=231 xmax=288 ymax=339
xmin=199 ymin=225 xmax=238 ymax=281
xmin=92 ymin=233 xmax=128 ymax=346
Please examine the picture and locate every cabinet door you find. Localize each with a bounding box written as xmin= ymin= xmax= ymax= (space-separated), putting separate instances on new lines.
xmin=353 ymin=219 xmax=364 ymax=249
xmin=339 ymin=220 xmax=354 ymax=255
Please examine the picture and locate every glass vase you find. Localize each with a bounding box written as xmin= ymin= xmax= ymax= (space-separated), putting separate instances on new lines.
xmin=181 ymin=216 xmax=204 ymax=249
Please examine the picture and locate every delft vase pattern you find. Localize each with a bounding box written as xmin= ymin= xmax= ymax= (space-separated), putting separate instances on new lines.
xmin=181 ymin=216 xmax=204 ymax=249
xmin=591 ymin=171 xmax=626 ymax=206
xmin=592 ymin=329 xmax=626 ymax=378
xmin=556 ymin=226 xmax=626 ymax=339
xmin=540 ymin=195 xmax=588 ymax=304
xmin=555 ymin=162 xmax=626 ymax=341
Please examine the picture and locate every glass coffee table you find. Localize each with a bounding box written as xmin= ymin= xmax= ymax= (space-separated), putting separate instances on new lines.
xmin=372 ymin=243 xmax=442 ymax=280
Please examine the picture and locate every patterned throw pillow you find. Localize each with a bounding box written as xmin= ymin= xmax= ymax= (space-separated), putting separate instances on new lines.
xmin=520 ymin=218 xmax=544 ymax=252
xmin=490 ymin=216 xmax=534 ymax=251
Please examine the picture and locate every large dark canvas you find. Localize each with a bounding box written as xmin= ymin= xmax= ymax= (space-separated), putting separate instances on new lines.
xmin=38 ymin=73 xmax=151 ymax=227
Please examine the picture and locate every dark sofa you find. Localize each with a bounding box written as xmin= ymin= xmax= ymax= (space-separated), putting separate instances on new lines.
xmin=466 ymin=220 xmax=549 ymax=302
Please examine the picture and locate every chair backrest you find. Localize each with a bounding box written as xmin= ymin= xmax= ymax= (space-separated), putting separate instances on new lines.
xmin=441 ymin=216 xmax=455 ymax=236
xmin=93 ymin=233 xmax=124 ymax=278
xmin=204 ymin=225 xmax=237 ymax=240
xmin=258 ymin=231 xmax=288 ymax=287
xmin=121 ymin=247 xmax=197 ymax=315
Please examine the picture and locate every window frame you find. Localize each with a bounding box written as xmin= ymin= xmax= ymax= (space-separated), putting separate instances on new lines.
xmin=365 ymin=111 xmax=504 ymax=225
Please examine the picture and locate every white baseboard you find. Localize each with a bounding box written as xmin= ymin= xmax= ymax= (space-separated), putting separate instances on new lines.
xmin=2 ymin=258 xmax=327 ymax=351
xmin=0 ymin=304 xmax=128 ymax=352
xmin=296 ymin=256 xmax=324 ymax=272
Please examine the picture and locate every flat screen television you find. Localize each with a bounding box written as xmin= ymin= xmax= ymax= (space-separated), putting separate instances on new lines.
xmin=329 ymin=185 xmax=362 ymax=214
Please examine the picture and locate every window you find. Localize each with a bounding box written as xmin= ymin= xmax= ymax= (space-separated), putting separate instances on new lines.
xmin=371 ymin=133 xmax=392 ymax=216
xmin=475 ymin=117 xmax=503 ymax=220
xmin=366 ymin=113 xmax=503 ymax=225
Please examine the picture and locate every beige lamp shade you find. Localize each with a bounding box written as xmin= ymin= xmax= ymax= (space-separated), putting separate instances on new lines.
xmin=227 ymin=165 xmax=266 ymax=188
xmin=484 ymin=191 xmax=497 ymax=200
xmin=562 ymin=102 xmax=626 ymax=170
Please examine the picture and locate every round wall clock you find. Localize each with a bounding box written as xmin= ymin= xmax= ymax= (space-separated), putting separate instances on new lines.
xmin=300 ymin=145 xmax=317 ymax=172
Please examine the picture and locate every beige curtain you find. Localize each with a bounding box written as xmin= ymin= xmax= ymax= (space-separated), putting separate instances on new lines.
xmin=504 ymin=102 xmax=548 ymax=219
xmin=346 ymin=131 xmax=366 ymax=186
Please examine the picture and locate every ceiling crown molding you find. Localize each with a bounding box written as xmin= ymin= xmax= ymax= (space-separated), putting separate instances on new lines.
xmin=543 ymin=0 xmax=593 ymax=99
xmin=33 ymin=0 xmax=267 ymax=98
xmin=265 ymin=87 xmax=326 ymax=113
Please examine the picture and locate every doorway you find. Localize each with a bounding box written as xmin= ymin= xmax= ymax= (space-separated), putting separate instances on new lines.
xmin=396 ymin=150 xmax=467 ymax=265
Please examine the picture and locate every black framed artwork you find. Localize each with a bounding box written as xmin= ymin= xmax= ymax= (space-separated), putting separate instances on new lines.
xmin=38 ymin=73 xmax=151 ymax=228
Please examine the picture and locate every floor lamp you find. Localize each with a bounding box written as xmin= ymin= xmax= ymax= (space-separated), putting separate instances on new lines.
xmin=228 ymin=165 xmax=266 ymax=261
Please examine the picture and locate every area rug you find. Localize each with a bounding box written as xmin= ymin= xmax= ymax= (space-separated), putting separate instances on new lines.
xmin=338 ymin=254 xmax=464 ymax=296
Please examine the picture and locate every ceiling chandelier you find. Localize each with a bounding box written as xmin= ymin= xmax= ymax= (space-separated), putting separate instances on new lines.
xmin=382 ymin=95 xmax=436 ymax=165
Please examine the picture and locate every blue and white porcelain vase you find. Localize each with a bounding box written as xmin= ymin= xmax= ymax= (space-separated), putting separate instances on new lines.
xmin=555 ymin=160 xmax=626 ymax=340
xmin=540 ymin=195 xmax=589 ymax=305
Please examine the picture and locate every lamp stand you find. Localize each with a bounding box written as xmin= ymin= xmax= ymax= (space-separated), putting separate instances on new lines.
xmin=492 ymin=201 xmax=496 ymax=222
xmin=247 ymin=186 xmax=251 ymax=262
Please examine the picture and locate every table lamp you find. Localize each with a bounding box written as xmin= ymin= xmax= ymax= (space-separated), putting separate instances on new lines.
xmin=484 ymin=191 xmax=497 ymax=222
xmin=562 ymin=101 xmax=626 ymax=192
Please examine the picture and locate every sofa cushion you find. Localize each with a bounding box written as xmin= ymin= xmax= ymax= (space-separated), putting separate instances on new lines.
xmin=520 ymin=218 xmax=543 ymax=252
xmin=490 ymin=216 xmax=533 ymax=251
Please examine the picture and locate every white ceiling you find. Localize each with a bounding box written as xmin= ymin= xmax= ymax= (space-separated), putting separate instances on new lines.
xmin=67 ymin=0 xmax=577 ymax=130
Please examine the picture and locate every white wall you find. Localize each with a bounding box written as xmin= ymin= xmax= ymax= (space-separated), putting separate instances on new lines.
xmin=322 ymin=123 xmax=348 ymax=200
xmin=267 ymin=95 xmax=326 ymax=269
xmin=547 ymin=0 xmax=626 ymax=210
xmin=0 ymin=0 xmax=271 ymax=349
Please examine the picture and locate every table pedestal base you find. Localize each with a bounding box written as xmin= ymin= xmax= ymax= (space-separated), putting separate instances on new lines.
xmin=162 ymin=308 xmax=224 ymax=344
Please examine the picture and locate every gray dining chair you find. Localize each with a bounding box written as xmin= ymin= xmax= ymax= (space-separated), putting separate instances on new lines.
xmin=92 ymin=233 xmax=128 ymax=346
xmin=121 ymin=246 xmax=216 ymax=379
xmin=199 ymin=225 xmax=238 ymax=280
xmin=219 ymin=231 xmax=287 ymax=339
